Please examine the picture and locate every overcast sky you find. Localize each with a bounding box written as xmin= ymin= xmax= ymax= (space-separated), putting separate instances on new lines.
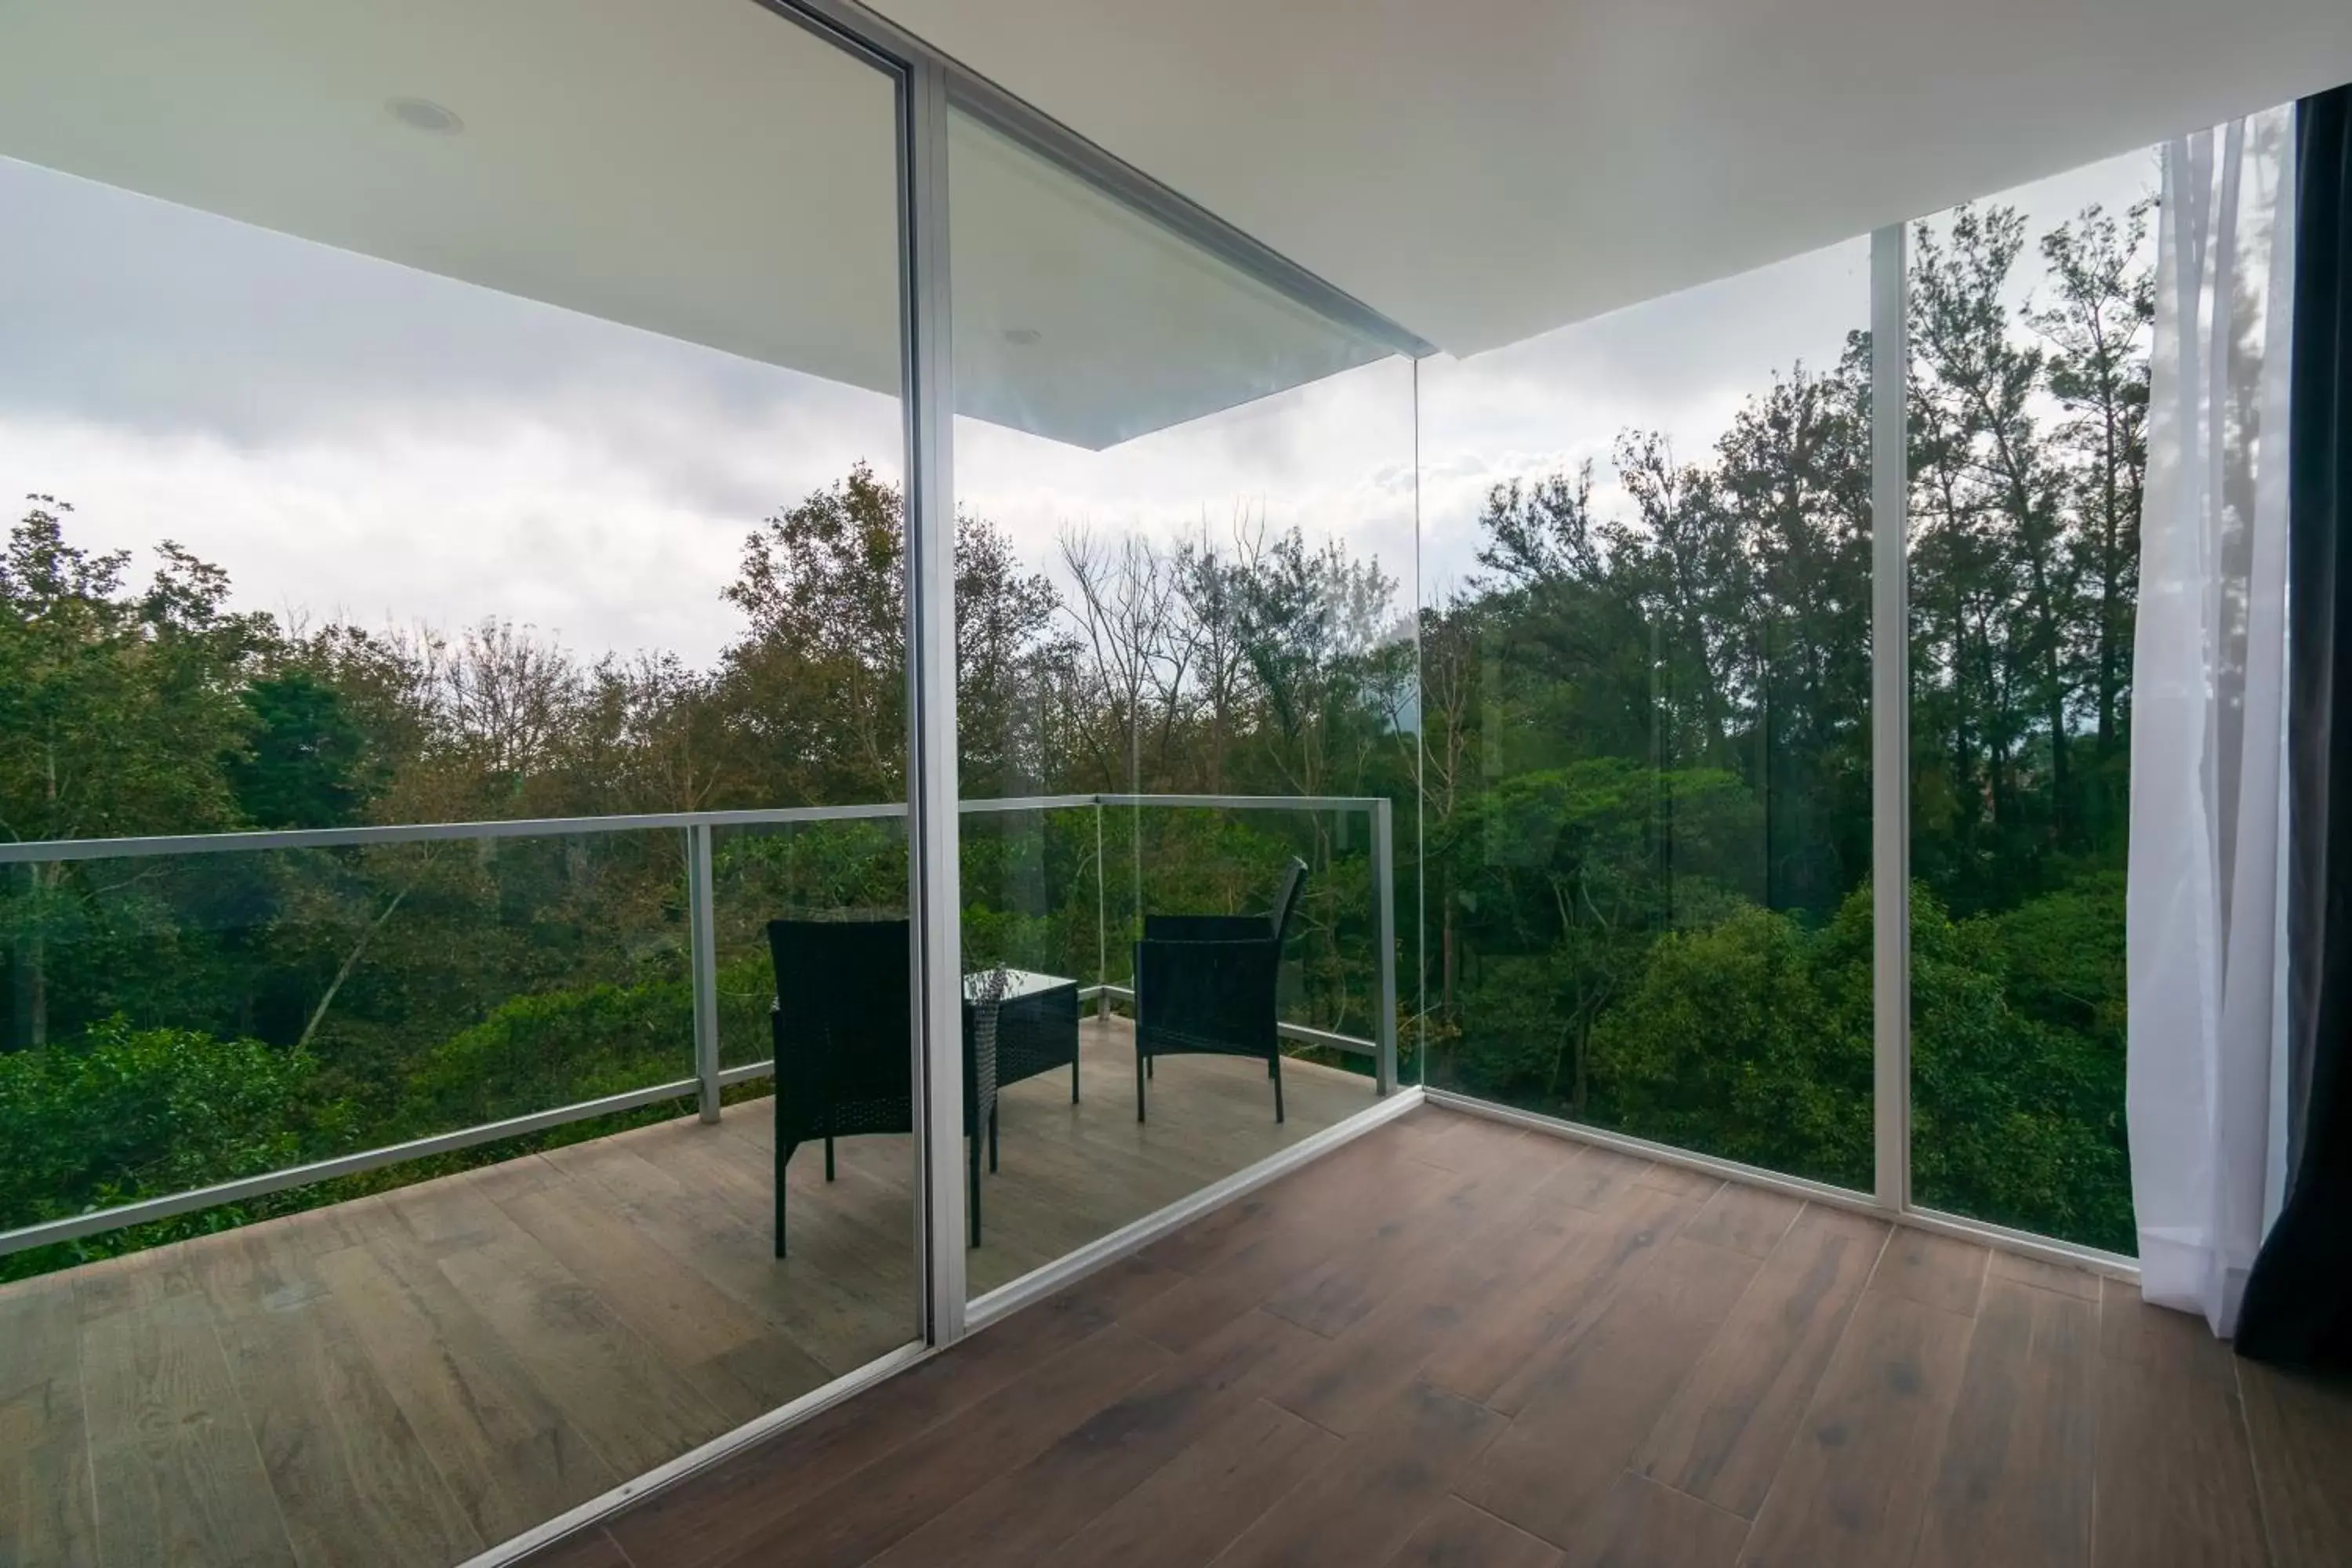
xmin=0 ymin=143 xmax=2154 ymax=670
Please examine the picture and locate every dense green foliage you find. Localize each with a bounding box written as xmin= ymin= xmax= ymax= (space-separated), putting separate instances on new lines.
xmin=1421 ymin=196 xmax=2149 ymax=1250
xmin=0 ymin=1018 xmax=332 ymax=1232
xmin=0 ymin=192 xmax=2149 ymax=1276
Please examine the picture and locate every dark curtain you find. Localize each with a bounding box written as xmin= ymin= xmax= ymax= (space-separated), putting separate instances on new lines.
xmin=2237 ymin=84 xmax=2352 ymax=1374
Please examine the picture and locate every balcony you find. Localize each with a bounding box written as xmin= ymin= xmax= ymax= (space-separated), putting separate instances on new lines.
xmin=0 ymin=793 xmax=1399 ymax=1566
xmin=1 ymin=1013 xmax=1379 ymax=1566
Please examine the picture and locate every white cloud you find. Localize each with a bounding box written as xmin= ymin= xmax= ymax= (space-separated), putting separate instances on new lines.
xmin=1 ymin=140 xmax=2158 ymax=667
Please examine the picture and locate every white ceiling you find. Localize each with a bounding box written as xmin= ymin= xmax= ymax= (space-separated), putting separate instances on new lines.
xmin=0 ymin=1 xmax=905 ymax=396
xmin=873 ymin=0 xmax=2352 ymax=356
xmin=0 ymin=0 xmax=1386 ymax=451
xmin=3 ymin=0 xmax=2349 ymax=442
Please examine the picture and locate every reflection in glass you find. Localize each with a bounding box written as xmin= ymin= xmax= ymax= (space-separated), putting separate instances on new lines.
xmin=946 ymin=105 xmax=1418 ymax=1303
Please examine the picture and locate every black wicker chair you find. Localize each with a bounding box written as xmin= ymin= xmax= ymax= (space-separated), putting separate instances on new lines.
xmin=1132 ymin=858 xmax=1307 ymax=1123
xmin=767 ymin=919 xmax=997 ymax=1256
xmin=1140 ymin=858 xmax=1307 ymax=949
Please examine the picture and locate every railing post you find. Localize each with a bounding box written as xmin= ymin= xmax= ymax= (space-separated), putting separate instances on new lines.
xmin=1370 ymin=798 xmax=1399 ymax=1097
xmin=688 ymin=822 xmax=721 ymax=1124
xmin=1094 ymin=798 xmax=1109 ymax=1021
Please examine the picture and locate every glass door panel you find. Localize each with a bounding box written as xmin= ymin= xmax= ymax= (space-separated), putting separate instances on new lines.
xmin=0 ymin=4 xmax=917 ymax=1558
xmin=945 ymin=105 xmax=1417 ymax=1303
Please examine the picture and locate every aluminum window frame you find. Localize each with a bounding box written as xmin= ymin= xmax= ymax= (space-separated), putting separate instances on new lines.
xmin=1399 ymin=216 xmax=2132 ymax=1282
xmin=1871 ymin=221 xmax=1913 ymax=1216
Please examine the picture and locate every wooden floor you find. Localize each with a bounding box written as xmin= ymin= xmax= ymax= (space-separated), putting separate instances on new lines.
xmin=524 ymin=1106 xmax=2352 ymax=1568
xmin=0 ymin=1018 xmax=1371 ymax=1568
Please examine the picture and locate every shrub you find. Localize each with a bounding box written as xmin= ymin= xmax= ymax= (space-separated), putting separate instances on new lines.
xmin=403 ymin=953 xmax=771 ymax=1129
xmin=1585 ymin=899 xmax=1871 ymax=1189
xmin=0 ymin=1016 xmax=336 ymax=1247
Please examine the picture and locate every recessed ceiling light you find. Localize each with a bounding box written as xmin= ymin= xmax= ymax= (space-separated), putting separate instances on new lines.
xmin=387 ymin=97 xmax=463 ymax=135
xmin=1002 ymin=327 xmax=1042 ymax=346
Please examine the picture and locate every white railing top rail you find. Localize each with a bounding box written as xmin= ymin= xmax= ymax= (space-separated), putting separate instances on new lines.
xmin=0 ymin=791 xmax=1388 ymax=867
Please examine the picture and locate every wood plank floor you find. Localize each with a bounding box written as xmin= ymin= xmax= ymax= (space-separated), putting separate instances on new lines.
xmin=0 ymin=1018 xmax=1372 ymax=1568
xmin=520 ymin=1108 xmax=2352 ymax=1568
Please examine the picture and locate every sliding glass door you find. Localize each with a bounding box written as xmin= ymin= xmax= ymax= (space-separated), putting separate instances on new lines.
xmin=0 ymin=6 xmax=920 ymax=1564
xmin=942 ymin=100 xmax=1420 ymax=1308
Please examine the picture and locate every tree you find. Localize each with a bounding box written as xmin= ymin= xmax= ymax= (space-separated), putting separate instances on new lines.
xmin=1584 ymin=897 xmax=1871 ymax=1189
xmin=1058 ymin=528 xmax=1172 ymax=791
xmin=2034 ymin=201 xmax=2154 ymax=847
xmin=1235 ymin=525 xmax=1401 ymax=801
xmin=719 ymin=463 xmax=1061 ymax=804
xmin=0 ymin=499 xmax=263 ymax=847
xmin=0 ymin=170 xmax=2158 ymax=1265
xmin=1173 ymin=520 xmax=1259 ymax=793
xmin=228 ymin=669 xmax=373 ymax=829
xmin=1446 ymin=760 xmax=1754 ymax=1116
xmin=0 ymin=1017 xmax=335 ymax=1238
xmin=1 ymin=501 xmax=267 ymax=1047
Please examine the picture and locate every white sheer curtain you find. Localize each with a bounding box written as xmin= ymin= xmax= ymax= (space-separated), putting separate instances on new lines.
xmin=2129 ymin=106 xmax=2296 ymax=1335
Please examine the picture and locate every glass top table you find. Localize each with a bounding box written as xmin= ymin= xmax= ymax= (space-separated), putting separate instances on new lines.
xmin=961 ymin=967 xmax=1076 ymax=1003
xmin=960 ymin=967 xmax=1082 ymax=1107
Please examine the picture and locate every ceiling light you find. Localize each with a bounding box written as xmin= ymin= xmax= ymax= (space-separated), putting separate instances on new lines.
xmin=387 ymin=97 xmax=463 ymax=135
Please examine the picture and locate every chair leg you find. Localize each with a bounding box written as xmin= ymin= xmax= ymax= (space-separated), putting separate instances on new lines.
xmin=1135 ymin=1047 xmax=1148 ymax=1123
xmin=989 ymin=1105 xmax=1000 ymax=1173
xmin=1146 ymin=1056 xmax=1155 ymax=1079
xmin=824 ymin=1136 xmax=835 ymax=1181
xmin=1272 ymin=1052 xmax=1286 ymax=1124
xmin=1072 ymin=1058 xmax=1080 ymax=1104
xmin=968 ymin=1134 xmax=982 ymax=1247
xmin=775 ymin=1141 xmax=793 ymax=1258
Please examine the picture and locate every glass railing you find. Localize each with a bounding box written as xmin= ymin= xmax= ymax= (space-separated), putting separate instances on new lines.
xmin=0 ymin=793 xmax=1398 ymax=1276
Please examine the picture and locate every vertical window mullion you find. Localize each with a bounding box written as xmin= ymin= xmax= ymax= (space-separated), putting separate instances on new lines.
xmin=902 ymin=53 xmax=967 ymax=1344
xmin=1871 ymin=222 xmax=1912 ymax=1214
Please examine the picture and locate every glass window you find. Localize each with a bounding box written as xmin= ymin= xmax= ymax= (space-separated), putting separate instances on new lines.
xmin=1905 ymin=145 xmax=2161 ymax=1252
xmin=0 ymin=6 xmax=916 ymax=1562
xmin=1418 ymin=238 xmax=1876 ymax=1190
xmin=946 ymin=106 xmax=1418 ymax=1304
